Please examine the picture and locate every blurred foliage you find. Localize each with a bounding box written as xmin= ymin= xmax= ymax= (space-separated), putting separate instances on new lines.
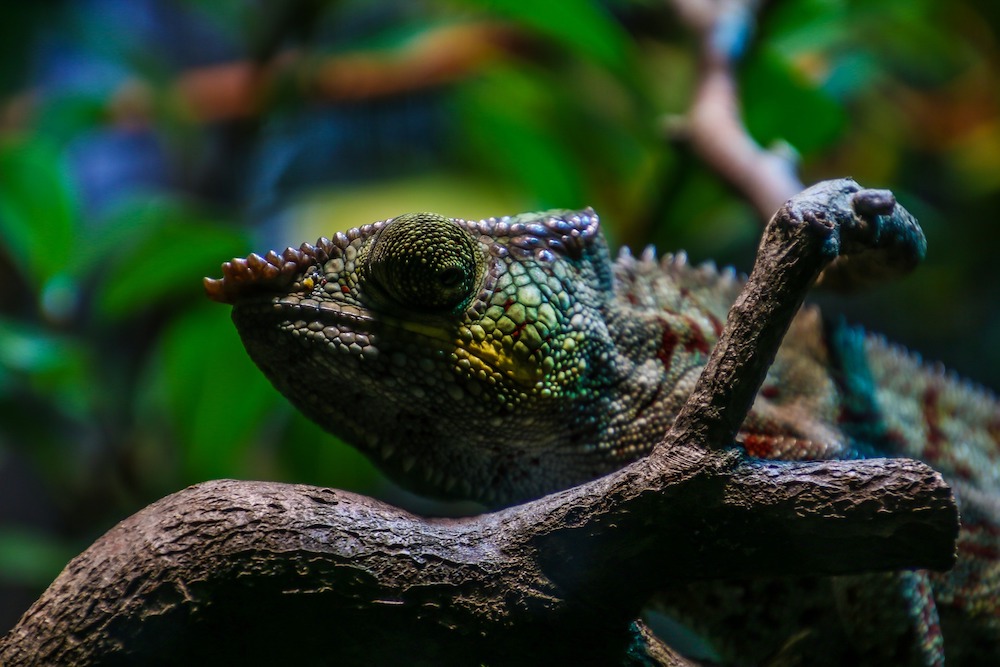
xmin=0 ymin=0 xmax=999 ymax=633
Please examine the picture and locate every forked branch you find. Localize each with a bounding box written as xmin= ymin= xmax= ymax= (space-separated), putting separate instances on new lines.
xmin=0 ymin=181 xmax=956 ymax=666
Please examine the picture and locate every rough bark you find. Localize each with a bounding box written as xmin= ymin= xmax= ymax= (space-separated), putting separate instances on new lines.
xmin=0 ymin=181 xmax=958 ymax=666
xmin=0 ymin=455 xmax=954 ymax=666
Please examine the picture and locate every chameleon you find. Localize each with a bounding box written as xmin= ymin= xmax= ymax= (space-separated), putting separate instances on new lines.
xmin=205 ymin=180 xmax=999 ymax=665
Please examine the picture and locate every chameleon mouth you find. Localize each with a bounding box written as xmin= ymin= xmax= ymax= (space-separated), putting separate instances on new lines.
xmin=242 ymin=295 xmax=377 ymax=330
xmin=204 ymin=233 xmax=353 ymax=305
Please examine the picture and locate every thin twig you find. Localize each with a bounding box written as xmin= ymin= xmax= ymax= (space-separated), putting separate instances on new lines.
xmin=665 ymin=0 xmax=803 ymax=220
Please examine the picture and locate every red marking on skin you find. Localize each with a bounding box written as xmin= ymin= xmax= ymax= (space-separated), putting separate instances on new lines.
xmin=954 ymin=462 xmax=974 ymax=481
xmin=738 ymin=430 xmax=830 ymax=460
xmin=884 ymin=428 xmax=908 ymax=451
xmin=682 ymin=316 xmax=711 ymax=355
xmin=987 ymin=418 xmax=1000 ymax=454
xmin=959 ymin=516 xmax=1000 ymax=535
xmin=657 ymin=317 xmax=713 ymax=369
xmin=836 ymin=406 xmax=880 ymax=426
xmin=956 ymin=539 xmax=1000 ymax=562
xmin=911 ymin=576 xmax=942 ymax=646
xmin=341 ymin=285 xmax=350 ymax=294
xmin=626 ymin=293 xmax=638 ymax=305
xmin=737 ymin=432 xmax=780 ymax=458
xmin=498 ymin=299 xmax=530 ymax=340
xmin=708 ymin=313 xmax=724 ymax=338
xmin=656 ymin=327 xmax=679 ymax=369
xmin=761 ymin=385 xmax=780 ymax=400
xmin=921 ymin=386 xmax=945 ymax=462
xmin=949 ymin=592 xmax=968 ymax=611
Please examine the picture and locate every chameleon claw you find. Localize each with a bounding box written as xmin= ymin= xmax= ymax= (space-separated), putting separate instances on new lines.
xmin=852 ymin=189 xmax=896 ymax=218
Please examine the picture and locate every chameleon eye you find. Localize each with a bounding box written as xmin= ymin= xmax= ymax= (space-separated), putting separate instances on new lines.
xmin=365 ymin=213 xmax=481 ymax=313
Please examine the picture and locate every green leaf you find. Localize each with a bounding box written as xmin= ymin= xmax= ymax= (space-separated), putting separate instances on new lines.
xmin=0 ymin=527 xmax=74 ymax=586
xmin=0 ymin=318 xmax=70 ymax=374
xmin=33 ymin=94 xmax=106 ymax=143
xmin=0 ymin=316 xmax=91 ymax=418
xmin=475 ymin=109 xmax=584 ymax=208
xmin=460 ymin=0 xmax=632 ymax=74
xmin=0 ymin=137 xmax=79 ymax=286
xmin=157 ymin=305 xmax=279 ymax=481
xmin=456 ymin=69 xmax=587 ymax=208
xmin=740 ymin=48 xmax=846 ymax=156
xmin=92 ymin=199 xmax=246 ymax=319
xmin=763 ymin=0 xmax=850 ymax=55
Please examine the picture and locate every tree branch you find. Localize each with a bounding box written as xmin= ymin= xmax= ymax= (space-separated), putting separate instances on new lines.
xmin=664 ymin=2 xmax=925 ymax=291
xmin=0 ymin=455 xmax=954 ymax=666
xmin=665 ymin=0 xmax=803 ymax=221
xmin=0 ymin=182 xmax=958 ymax=666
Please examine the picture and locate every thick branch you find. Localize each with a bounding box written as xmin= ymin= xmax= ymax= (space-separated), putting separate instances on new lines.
xmin=0 ymin=182 xmax=958 ymax=666
xmin=0 ymin=454 xmax=954 ymax=666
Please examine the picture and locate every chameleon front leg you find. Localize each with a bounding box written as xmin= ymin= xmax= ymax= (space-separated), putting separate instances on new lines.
xmin=674 ymin=177 xmax=928 ymax=456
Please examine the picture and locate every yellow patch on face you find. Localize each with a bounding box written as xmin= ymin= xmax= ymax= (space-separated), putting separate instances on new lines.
xmin=393 ymin=319 xmax=543 ymax=388
xmin=461 ymin=338 xmax=543 ymax=387
xmin=399 ymin=320 xmax=452 ymax=341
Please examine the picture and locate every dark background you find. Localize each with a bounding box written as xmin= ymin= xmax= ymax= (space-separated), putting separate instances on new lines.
xmin=1 ymin=0 xmax=998 ymax=633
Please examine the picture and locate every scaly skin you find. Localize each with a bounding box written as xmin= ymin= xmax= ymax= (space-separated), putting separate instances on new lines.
xmin=206 ymin=201 xmax=999 ymax=665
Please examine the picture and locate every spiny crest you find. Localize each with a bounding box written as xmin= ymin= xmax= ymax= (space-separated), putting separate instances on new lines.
xmin=613 ymin=245 xmax=745 ymax=320
xmin=865 ymin=333 xmax=1000 ymax=492
xmin=203 ymin=220 xmax=389 ymax=304
xmin=867 ymin=334 xmax=1000 ymax=413
xmin=205 ymin=209 xmax=602 ymax=305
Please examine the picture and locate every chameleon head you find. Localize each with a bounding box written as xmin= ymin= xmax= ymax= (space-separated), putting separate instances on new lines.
xmin=205 ymin=209 xmax=624 ymax=505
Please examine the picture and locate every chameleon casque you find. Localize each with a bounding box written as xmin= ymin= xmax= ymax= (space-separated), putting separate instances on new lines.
xmin=205 ymin=181 xmax=999 ymax=665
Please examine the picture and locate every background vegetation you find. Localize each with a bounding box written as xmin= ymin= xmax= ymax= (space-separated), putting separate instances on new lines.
xmin=0 ymin=0 xmax=999 ymax=632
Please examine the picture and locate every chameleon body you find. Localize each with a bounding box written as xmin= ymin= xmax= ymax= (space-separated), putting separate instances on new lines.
xmin=206 ymin=205 xmax=999 ymax=665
